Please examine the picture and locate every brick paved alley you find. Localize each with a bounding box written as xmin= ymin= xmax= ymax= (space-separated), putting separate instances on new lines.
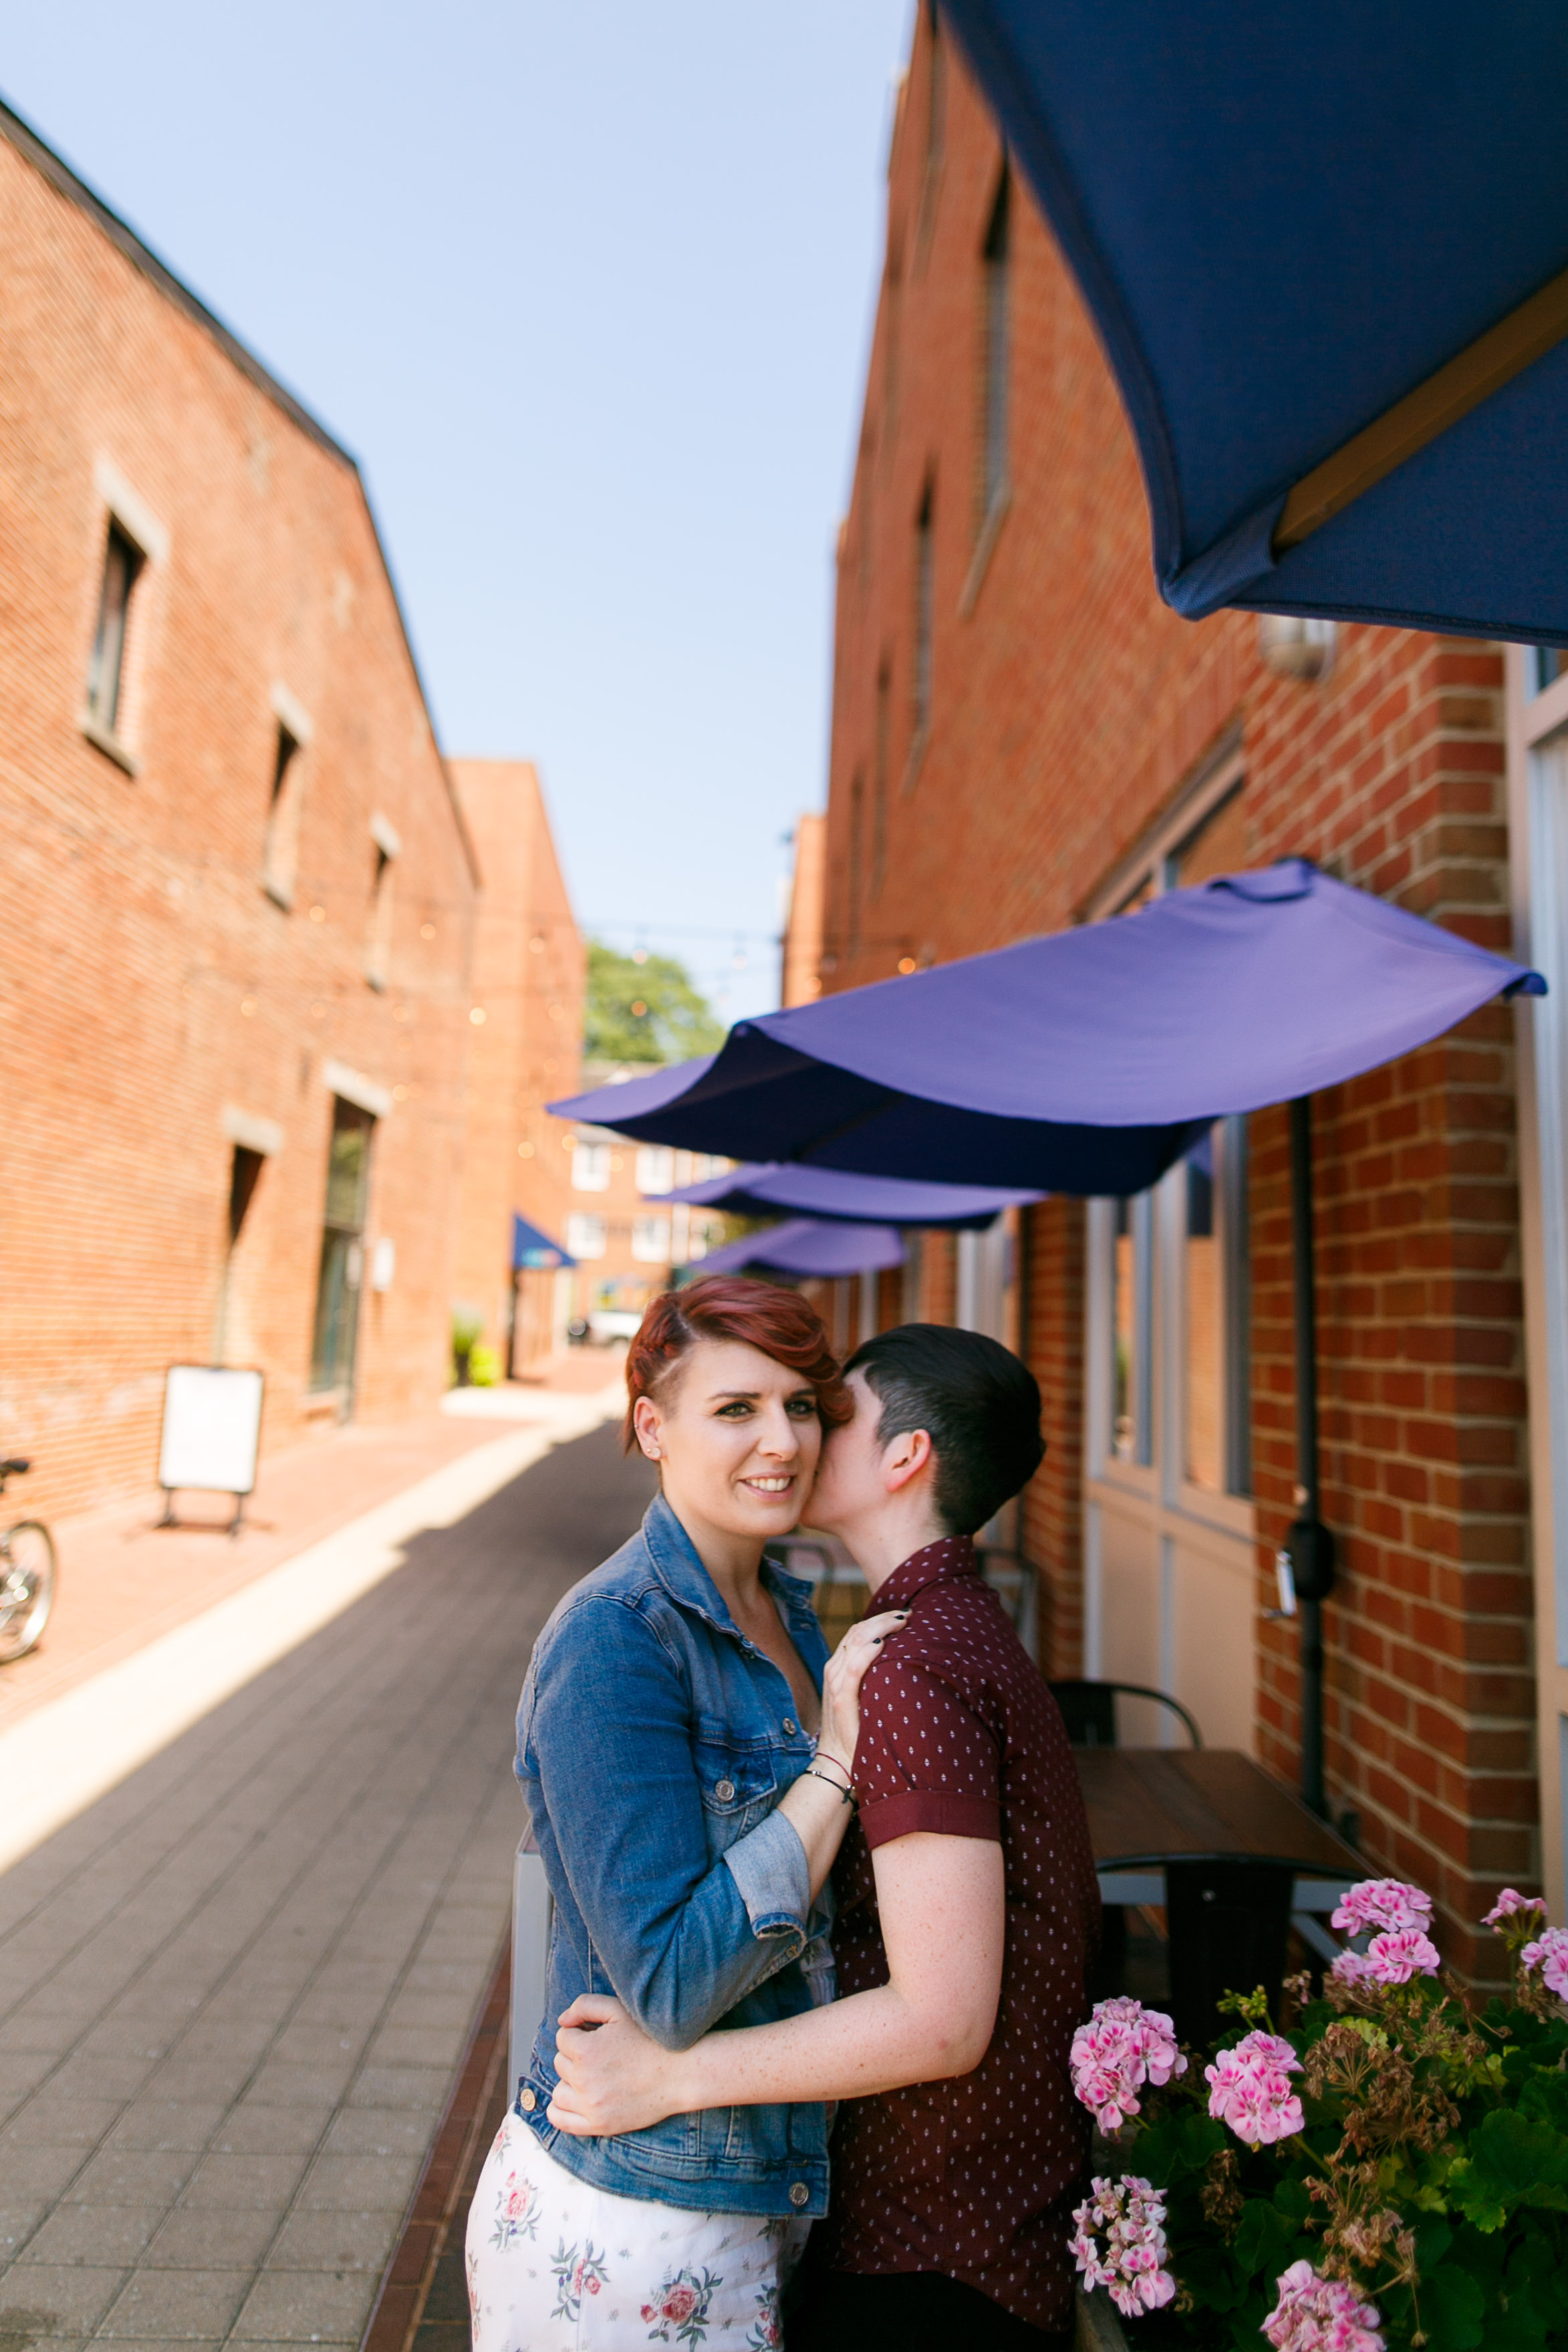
xmin=0 ymin=1416 xmax=656 ymax=2351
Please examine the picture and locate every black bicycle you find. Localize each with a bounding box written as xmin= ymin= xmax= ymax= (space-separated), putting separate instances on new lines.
xmin=0 ymin=1460 xmax=55 ymax=1664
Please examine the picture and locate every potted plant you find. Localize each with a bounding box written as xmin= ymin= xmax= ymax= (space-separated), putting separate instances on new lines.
xmin=1069 ymin=1880 xmax=1568 ymax=2349
xmin=451 ymin=1305 xmax=485 ymax=1387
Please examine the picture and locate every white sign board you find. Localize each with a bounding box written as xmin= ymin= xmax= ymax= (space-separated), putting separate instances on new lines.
xmin=158 ymin=1365 xmax=264 ymax=1496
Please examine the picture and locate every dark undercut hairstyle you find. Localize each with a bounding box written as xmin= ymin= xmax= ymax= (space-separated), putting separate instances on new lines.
xmin=847 ymin=1323 xmax=1045 ymax=1537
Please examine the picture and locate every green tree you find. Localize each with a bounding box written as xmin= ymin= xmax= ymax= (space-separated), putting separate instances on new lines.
xmin=584 ymin=941 xmax=727 ymax=1065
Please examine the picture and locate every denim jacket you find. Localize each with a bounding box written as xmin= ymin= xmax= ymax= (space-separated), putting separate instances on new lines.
xmin=514 ymin=1494 xmax=834 ymax=2216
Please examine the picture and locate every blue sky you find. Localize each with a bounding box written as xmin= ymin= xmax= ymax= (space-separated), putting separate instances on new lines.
xmin=2 ymin=1 xmax=910 ymax=1022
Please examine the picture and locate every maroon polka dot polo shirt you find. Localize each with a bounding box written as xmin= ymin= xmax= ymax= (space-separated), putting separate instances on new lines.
xmin=817 ymin=1535 xmax=1101 ymax=2332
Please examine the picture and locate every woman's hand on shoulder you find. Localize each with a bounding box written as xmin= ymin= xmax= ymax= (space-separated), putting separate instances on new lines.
xmin=817 ymin=1608 xmax=911 ymax=1779
xmin=548 ymin=1996 xmax=690 ymax=2138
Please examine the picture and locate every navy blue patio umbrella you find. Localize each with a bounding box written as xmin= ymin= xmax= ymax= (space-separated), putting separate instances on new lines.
xmin=511 ymin=1213 xmax=573 ymax=1271
xmin=940 ymin=0 xmax=1568 ymax=642
xmin=694 ymin=1218 xmax=904 ymax=1281
xmin=662 ymin=1160 xmax=1039 ymax=1228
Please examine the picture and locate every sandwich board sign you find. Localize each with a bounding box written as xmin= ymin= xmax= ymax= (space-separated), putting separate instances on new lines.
xmin=158 ymin=1365 xmax=265 ymax=1534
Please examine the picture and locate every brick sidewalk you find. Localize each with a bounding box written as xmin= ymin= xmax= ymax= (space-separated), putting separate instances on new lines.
xmin=0 ymin=1390 xmax=598 ymax=1742
xmin=0 ymin=1412 xmax=656 ymax=2349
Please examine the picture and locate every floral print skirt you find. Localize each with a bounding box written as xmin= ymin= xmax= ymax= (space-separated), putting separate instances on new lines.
xmin=466 ymin=2109 xmax=807 ymax=2350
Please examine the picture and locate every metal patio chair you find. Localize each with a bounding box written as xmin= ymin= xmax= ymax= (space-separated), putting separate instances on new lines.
xmin=1049 ymin=1680 xmax=1203 ymax=1750
xmin=1164 ymin=1855 xmax=1297 ymax=2049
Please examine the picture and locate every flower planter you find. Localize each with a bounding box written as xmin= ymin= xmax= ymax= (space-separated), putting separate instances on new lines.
xmin=1076 ymin=2287 xmax=1130 ymax=2351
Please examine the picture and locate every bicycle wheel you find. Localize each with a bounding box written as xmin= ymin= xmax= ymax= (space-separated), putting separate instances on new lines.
xmin=0 ymin=1520 xmax=56 ymax=1663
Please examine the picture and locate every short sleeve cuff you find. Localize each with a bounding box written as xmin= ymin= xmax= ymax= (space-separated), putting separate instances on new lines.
xmin=859 ymin=1791 xmax=1002 ymax=1849
xmin=722 ymin=1807 xmax=810 ymax=1941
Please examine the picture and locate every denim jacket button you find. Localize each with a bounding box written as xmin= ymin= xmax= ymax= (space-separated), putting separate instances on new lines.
xmin=789 ymin=2182 xmax=810 ymax=2207
xmin=714 ymin=1779 xmax=736 ymax=1802
xmin=782 ymin=1718 xmax=797 ymax=1736
xmin=519 ymin=2087 xmax=537 ymax=2112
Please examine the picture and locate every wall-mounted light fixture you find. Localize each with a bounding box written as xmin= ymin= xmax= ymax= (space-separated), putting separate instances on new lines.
xmin=1257 ymin=614 xmax=1338 ymax=682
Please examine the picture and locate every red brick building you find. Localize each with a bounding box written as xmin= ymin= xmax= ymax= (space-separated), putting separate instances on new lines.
xmin=447 ymin=759 xmax=583 ymax=1373
xmin=0 ymin=104 xmax=574 ymax=1520
xmin=803 ymin=7 xmax=1535 ymax=1970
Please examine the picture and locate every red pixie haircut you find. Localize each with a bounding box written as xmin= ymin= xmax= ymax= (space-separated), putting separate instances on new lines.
xmin=622 ymin=1275 xmax=852 ymax=1450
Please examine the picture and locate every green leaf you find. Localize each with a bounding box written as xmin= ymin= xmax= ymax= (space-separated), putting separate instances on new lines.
xmin=1273 ymin=2176 xmax=1313 ymax=2223
xmin=1451 ymin=2110 xmax=1568 ymax=2230
xmin=1174 ymin=2240 xmax=1247 ymax=2313
xmin=1412 ymin=2214 xmax=1453 ymax=2272
xmin=1414 ymin=2260 xmax=1486 ymax=2351
xmin=1233 ymin=2198 xmax=1300 ymax=2284
xmin=1519 ymin=2069 xmax=1568 ymax=2135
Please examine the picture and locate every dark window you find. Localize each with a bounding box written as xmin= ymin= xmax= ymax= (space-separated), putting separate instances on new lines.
xmin=228 ymin=1146 xmax=264 ymax=1246
xmin=271 ymin=724 xmax=300 ymax=809
xmin=848 ymin=770 xmax=865 ymax=958
xmin=913 ymin=489 xmax=934 ymax=740
xmin=981 ymin=172 xmax=1011 ymax=519
xmin=1531 ymin=646 xmax=1568 ymax=696
xmin=309 ymin=1098 xmax=374 ymax=1394
xmin=872 ymin=662 xmax=890 ymax=893
xmin=263 ymin=724 xmax=304 ymax=904
xmin=86 ymin=521 xmax=143 ymax=733
xmin=926 ymin=5 xmax=946 ymax=177
xmin=366 ymin=843 xmax=394 ymax=988
xmin=885 ymin=247 xmax=903 ymax=422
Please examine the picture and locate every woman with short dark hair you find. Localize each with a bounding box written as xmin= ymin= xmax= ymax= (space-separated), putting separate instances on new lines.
xmin=466 ymin=1278 xmax=905 ymax=2351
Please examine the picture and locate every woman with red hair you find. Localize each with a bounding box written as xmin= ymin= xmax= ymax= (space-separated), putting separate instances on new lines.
xmin=467 ymin=1277 xmax=904 ymax=2351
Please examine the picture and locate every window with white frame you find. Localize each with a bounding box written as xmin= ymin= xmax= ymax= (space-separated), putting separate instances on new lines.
xmin=1095 ymin=764 xmax=1253 ymax=1498
xmin=567 ymin=1212 xmax=607 ymax=1261
xmin=1182 ymin=1118 xmax=1251 ymax=1496
xmin=86 ymin=519 xmax=144 ymax=739
xmin=571 ymin=1142 xmax=611 ymax=1192
xmin=636 ymin=1147 xmax=675 ymax=1195
xmin=632 ymin=1215 xmax=671 ymax=1264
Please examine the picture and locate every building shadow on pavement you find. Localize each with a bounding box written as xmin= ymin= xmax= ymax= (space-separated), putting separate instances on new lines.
xmin=0 ymin=1419 xmax=654 ymax=2352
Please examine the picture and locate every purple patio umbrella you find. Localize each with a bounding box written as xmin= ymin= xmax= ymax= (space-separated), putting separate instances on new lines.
xmin=692 ymin=1218 xmax=904 ymax=1281
xmin=660 ymin=1161 xmax=1039 ymax=1228
xmin=551 ymin=865 xmax=1542 ymax=1196
xmin=554 ymin=863 xmax=1545 ymax=1816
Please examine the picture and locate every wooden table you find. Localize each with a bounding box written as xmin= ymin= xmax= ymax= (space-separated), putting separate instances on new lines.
xmin=1076 ymin=1747 xmax=1365 ymax=1956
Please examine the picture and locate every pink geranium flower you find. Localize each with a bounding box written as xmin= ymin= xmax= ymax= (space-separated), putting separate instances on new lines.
xmin=1361 ymin=1928 xmax=1441 ymax=1984
xmin=1069 ymin=1997 xmax=1187 ymax=2131
xmin=1484 ymin=1888 xmax=1548 ymax=1930
xmin=1263 ymin=2259 xmax=1384 ymax=2352
xmin=1331 ymin=1878 xmax=1432 ymax=1938
xmin=1522 ymin=1925 xmax=1568 ymax=2000
xmin=1071 ymin=2174 xmax=1177 ymax=2317
xmin=1204 ymin=2031 xmax=1305 ymax=2147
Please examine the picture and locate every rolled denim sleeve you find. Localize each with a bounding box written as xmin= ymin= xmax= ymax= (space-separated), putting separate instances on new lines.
xmin=522 ymin=1594 xmax=810 ymax=2053
xmin=721 ymin=1803 xmax=810 ymax=1938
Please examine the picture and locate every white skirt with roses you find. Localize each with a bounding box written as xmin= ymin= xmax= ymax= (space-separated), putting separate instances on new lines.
xmin=465 ymin=2108 xmax=805 ymax=2351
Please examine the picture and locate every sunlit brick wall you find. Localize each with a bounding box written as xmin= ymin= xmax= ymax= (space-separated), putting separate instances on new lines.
xmin=815 ymin=7 xmax=1535 ymax=1974
xmin=0 ymin=120 xmax=481 ymax=1518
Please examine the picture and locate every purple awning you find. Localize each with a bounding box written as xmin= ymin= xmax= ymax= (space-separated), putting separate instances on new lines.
xmin=660 ymin=1161 xmax=1039 ymax=1228
xmin=693 ymin=1218 xmax=905 ymax=1280
xmin=550 ymin=864 xmax=1543 ymax=1196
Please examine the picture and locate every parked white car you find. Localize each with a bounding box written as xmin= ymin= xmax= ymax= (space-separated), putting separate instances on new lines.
xmin=587 ymin=1308 xmax=642 ymax=1345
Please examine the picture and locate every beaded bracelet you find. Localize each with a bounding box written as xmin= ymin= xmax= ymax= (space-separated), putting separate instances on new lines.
xmin=805 ymin=1767 xmax=857 ymax=1807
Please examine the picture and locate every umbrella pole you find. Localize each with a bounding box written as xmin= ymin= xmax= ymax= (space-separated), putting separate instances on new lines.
xmin=1288 ymin=1095 xmax=1336 ymax=1817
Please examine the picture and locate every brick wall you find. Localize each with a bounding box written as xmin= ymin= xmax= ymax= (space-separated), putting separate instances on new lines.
xmin=813 ymin=8 xmax=1535 ymax=1970
xmin=447 ymin=760 xmax=583 ymax=1370
xmin=0 ymin=118 xmax=559 ymax=1519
